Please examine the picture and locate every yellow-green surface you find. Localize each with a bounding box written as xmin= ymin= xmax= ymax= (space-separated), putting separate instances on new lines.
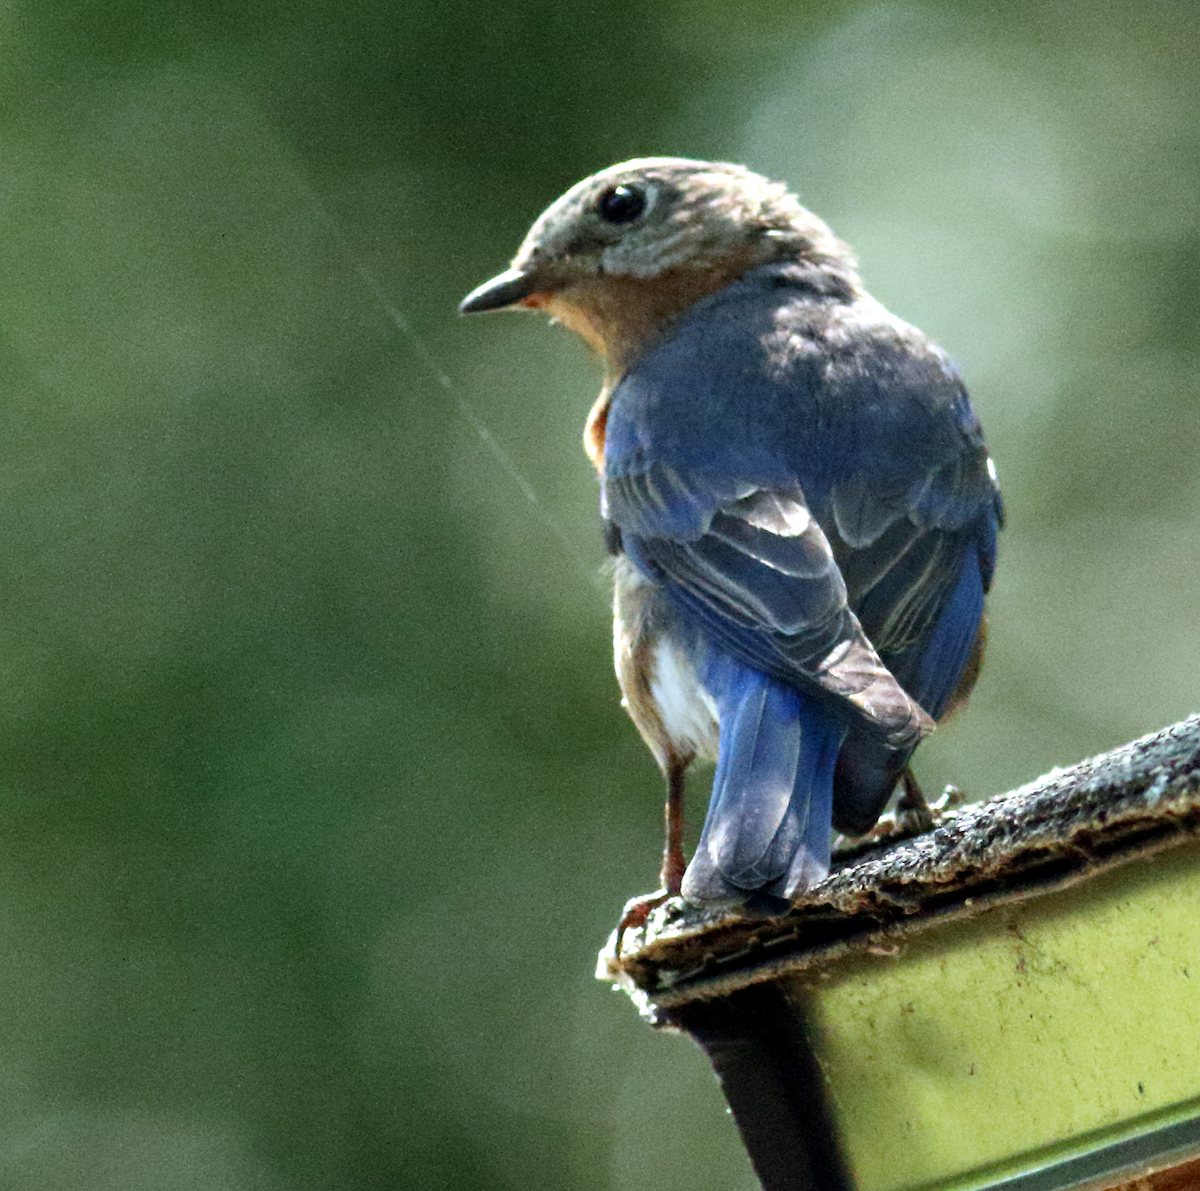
xmin=795 ymin=844 xmax=1200 ymax=1191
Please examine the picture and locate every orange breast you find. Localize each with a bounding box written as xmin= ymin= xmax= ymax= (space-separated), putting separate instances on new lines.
xmin=583 ymin=389 xmax=611 ymax=472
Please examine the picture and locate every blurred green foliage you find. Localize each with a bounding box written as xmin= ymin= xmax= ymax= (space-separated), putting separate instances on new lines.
xmin=0 ymin=1 xmax=1198 ymax=1187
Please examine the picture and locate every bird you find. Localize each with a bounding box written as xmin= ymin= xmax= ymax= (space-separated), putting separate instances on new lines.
xmin=460 ymin=158 xmax=1001 ymax=912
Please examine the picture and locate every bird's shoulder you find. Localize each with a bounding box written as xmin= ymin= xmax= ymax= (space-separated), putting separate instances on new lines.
xmin=603 ymin=262 xmax=991 ymax=529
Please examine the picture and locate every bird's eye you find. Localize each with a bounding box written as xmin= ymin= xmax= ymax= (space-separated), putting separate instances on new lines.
xmin=596 ymin=184 xmax=647 ymax=224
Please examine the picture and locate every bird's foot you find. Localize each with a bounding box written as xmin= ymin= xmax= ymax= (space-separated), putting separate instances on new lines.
xmin=845 ymin=781 xmax=966 ymax=852
xmin=881 ymin=780 xmax=965 ymax=837
xmin=614 ymin=889 xmax=676 ymax=957
xmin=895 ymin=768 xmax=935 ymax=835
xmin=929 ymin=784 xmax=966 ymax=818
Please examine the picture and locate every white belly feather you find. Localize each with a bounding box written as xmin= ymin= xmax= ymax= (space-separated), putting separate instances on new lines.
xmin=648 ymin=638 xmax=719 ymax=761
xmin=612 ymin=554 xmax=719 ymax=768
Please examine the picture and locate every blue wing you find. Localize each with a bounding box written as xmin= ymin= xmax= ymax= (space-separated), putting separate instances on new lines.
xmin=604 ymin=263 xmax=1001 ymax=858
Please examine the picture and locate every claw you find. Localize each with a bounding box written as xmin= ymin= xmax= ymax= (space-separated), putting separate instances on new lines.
xmin=614 ymin=889 xmax=671 ymax=956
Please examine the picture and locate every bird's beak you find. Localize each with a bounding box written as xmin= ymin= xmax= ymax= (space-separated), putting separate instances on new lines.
xmin=458 ymin=266 xmax=541 ymax=314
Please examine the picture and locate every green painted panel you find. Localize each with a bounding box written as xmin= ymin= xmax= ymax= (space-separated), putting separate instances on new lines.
xmin=790 ymin=845 xmax=1200 ymax=1190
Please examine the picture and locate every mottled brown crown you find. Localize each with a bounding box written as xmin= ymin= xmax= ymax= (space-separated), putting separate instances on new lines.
xmin=460 ymin=158 xmax=861 ymax=376
xmin=512 ymin=157 xmax=854 ymax=281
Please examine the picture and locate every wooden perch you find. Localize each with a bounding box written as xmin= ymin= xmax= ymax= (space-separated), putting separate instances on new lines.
xmin=601 ymin=714 xmax=1200 ymax=1008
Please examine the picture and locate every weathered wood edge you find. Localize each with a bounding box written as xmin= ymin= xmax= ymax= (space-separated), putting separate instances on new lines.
xmin=598 ymin=714 xmax=1200 ymax=1018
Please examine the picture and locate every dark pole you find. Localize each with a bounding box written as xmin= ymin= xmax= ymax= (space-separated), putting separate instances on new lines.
xmin=666 ymin=983 xmax=854 ymax=1191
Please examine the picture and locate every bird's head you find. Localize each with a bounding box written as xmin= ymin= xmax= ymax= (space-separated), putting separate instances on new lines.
xmin=460 ymin=158 xmax=857 ymax=374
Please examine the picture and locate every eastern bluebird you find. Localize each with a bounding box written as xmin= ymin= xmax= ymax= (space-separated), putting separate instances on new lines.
xmin=461 ymin=159 xmax=1001 ymax=911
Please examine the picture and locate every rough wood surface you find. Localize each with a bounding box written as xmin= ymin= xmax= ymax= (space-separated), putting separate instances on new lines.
xmin=599 ymin=715 xmax=1200 ymax=1014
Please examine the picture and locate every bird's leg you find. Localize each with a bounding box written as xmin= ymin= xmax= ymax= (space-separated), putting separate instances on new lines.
xmin=615 ymin=755 xmax=690 ymax=956
xmin=660 ymin=755 xmax=688 ymax=895
xmin=896 ymin=766 xmax=936 ymax=834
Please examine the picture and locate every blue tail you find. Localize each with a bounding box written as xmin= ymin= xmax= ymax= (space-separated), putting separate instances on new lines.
xmin=681 ymin=652 xmax=847 ymax=907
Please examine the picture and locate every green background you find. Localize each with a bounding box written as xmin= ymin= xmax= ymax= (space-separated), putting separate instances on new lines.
xmin=0 ymin=2 xmax=1197 ymax=1187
